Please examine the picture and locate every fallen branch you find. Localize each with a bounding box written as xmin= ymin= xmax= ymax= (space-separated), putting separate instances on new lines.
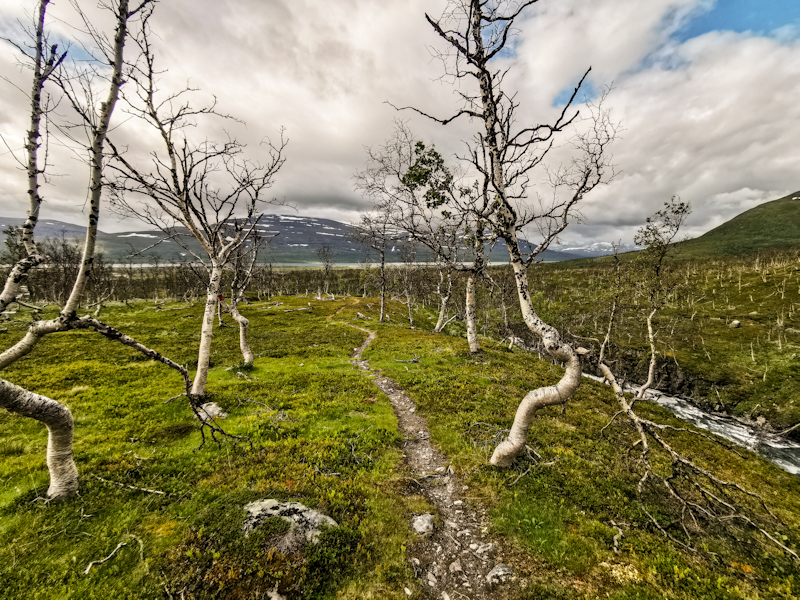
xmin=92 ymin=475 xmax=165 ymax=495
xmin=84 ymin=541 xmax=127 ymax=575
xmin=394 ymin=354 xmax=420 ymax=364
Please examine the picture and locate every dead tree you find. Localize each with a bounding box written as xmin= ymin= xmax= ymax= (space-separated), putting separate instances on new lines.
xmin=355 ymin=123 xmax=494 ymax=351
xmin=350 ymin=203 xmax=400 ymax=322
xmin=0 ymin=0 xmax=64 ymax=313
xmin=396 ymin=0 xmax=617 ymax=465
xmin=317 ymin=244 xmax=335 ymax=296
xmin=106 ymin=11 xmax=286 ymax=398
xmin=0 ymin=0 xmax=191 ymax=501
xmin=218 ymin=231 xmax=267 ymax=366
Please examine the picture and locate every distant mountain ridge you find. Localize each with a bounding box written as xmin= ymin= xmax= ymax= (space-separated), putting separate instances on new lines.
xmin=0 ymin=213 xmax=623 ymax=264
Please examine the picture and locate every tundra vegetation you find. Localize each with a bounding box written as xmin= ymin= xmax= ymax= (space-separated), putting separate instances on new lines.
xmin=2 ymin=0 xmax=800 ymax=598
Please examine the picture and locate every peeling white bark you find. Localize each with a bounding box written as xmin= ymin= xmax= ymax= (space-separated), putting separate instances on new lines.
xmin=192 ymin=264 xmax=222 ymax=397
xmin=465 ymin=274 xmax=480 ymax=353
xmin=489 ymin=232 xmax=585 ymax=467
xmin=0 ymin=379 xmax=78 ymax=499
xmin=433 ymin=270 xmax=452 ymax=333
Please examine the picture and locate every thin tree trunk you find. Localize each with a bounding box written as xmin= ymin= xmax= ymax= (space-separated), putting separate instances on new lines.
xmin=405 ymin=287 xmax=414 ymax=326
xmin=192 ymin=264 xmax=222 ymax=397
xmin=465 ymin=274 xmax=480 ymax=353
xmin=637 ymin=308 xmax=659 ymax=399
xmin=0 ymin=379 xmax=78 ymax=500
xmin=379 ymin=249 xmax=386 ymax=322
xmin=220 ymin=297 xmax=253 ymax=366
xmin=434 ymin=270 xmax=452 ymax=333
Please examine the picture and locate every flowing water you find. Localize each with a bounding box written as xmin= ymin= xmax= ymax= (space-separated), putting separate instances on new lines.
xmin=584 ymin=374 xmax=800 ymax=476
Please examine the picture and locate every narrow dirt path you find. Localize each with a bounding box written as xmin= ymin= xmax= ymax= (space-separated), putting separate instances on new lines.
xmin=346 ymin=322 xmax=521 ymax=600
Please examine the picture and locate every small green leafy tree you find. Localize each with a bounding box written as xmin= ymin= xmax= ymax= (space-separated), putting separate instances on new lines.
xmin=631 ymin=196 xmax=690 ymax=396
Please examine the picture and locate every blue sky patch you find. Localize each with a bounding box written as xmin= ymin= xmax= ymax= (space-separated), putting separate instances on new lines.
xmin=552 ymin=78 xmax=597 ymax=108
xmin=673 ymin=0 xmax=800 ymax=42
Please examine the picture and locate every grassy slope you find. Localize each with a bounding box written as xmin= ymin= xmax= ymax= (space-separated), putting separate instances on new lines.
xmin=675 ymin=191 xmax=800 ymax=259
xmin=1 ymin=297 xmax=799 ymax=598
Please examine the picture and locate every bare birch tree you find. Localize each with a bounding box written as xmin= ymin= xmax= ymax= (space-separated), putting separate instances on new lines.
xmin=0 ymin=0 xmax=191 ymax=500
xmin=350 ymin=203 xmax=400 ymax=322
xmin=355 ymin=123 xmax=494 ymax=351
xmin=106 ymin=11 xmax=286 ymax=398
xmin=218 ymin=231 xmax=266 ymax=366
xmin=396 ymin=0 xmax=616 ymax=465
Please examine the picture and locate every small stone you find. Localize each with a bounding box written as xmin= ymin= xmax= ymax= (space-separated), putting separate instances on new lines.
xmin=449 ymin=560 xmax=463 ymax=573
xmin=435 ymin=466 xmax=446 ymax=473
xmin=404 ymin=588 xmax=412 ymax=596
xmin=476 ymin=543 xmax=494 ymax=555
xmin=729 ymin=320 xmax=741 ymax=329
xmin=462 ymin=485 xmax=469 ymax=490
xmin=427 ymin=572 xmax=437 ymax=587
xmin=441 ymin=592 xmax=451 ymax=600
xmin=412 ymin=514 xmax=435 ymax=535
xmin=456 ymin=529 xmax=471 ymax=537
xmin=469 ymin=543 xmax=478 ymax=550
xmin=453 ymin=500 xmax=463 ymax=506
xmin=486 ymin=564 xmax=515 ymax=586
xmin=412 ymin=557 xmax=420 ymax=566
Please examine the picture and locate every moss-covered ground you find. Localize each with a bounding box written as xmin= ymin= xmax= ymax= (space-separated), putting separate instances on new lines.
xmin=1 ymin=295 xmax=799 ymax=598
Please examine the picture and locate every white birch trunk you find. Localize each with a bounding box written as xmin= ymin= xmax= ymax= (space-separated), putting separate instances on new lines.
xmin=433 ymin=275 xmax=452 ymax=333
xmin=489 ymin=231 xmax=585 ymax=467
xmin=465 ymin=274 xmax=480 ymax=353
xmin=231 ymin=305 xmax=253 ymax=365
xmin=636 ymin=309 xmax=659 ymax=400
xmin=191 ymin=264 xmax=222 ymax=397
xmin=220 ymin=297 xmax=253 ymax=366
xmin=0 ymin=379 xmax=78 ymax=500
xmin=379 ymin=249 xmax=387 ymax=322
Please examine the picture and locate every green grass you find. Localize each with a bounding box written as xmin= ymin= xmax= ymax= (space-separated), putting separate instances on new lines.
xmin=2 ymin=294 xmax=799 ymax=598
xmin=528 ymin=251 xmax=800 ymax=430
xmin=340 ymin=298 xmax=800 ymax=599
xmin=0 ymin=298 xmax=416 ymax=599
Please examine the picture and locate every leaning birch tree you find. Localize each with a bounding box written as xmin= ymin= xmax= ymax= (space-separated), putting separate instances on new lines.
xmin=106 ymin=12 xmax=286 ymax=398
xmin=0 ymin=0 xmax=191 ymax=500
xmin=396 ymin=0 xmax=617 ymax=465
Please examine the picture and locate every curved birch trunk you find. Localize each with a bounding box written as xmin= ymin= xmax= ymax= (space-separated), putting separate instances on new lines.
xmin=191 ymin=264 xmax=222 ymax=397
xmin=220 ymin=298 xmax=253 ymax=366
xmin=636 ymin=309 xmax=659 ymax=400
xmin=231 ymin=306 xmax=253 ymax=365
xmin=489 ymin=238 xmax=585 ymax=467
xmin=0 ymin=379 xmax=78 ymax=500
xmin=465 ymin=274 xmax=480 ymax=353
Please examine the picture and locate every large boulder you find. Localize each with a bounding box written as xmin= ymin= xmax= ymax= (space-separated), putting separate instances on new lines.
xmin=243 ymin=499 xmax=337 ymax=551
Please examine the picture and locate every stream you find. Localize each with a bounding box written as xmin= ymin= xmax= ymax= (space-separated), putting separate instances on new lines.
xmin=584 ymin=374 xmax=800 ymax=476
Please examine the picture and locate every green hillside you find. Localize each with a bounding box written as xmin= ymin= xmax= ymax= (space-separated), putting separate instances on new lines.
xmin=675 ymin=190 xmax=800 ymax=258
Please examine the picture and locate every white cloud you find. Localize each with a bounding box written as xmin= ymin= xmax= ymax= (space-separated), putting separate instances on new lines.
xmin=0 ymin=0 xmax=798 ymax=247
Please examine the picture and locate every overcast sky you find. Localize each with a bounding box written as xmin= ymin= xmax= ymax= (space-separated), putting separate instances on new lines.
xmin=1 ymin=0 xmax=799 ymax=245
